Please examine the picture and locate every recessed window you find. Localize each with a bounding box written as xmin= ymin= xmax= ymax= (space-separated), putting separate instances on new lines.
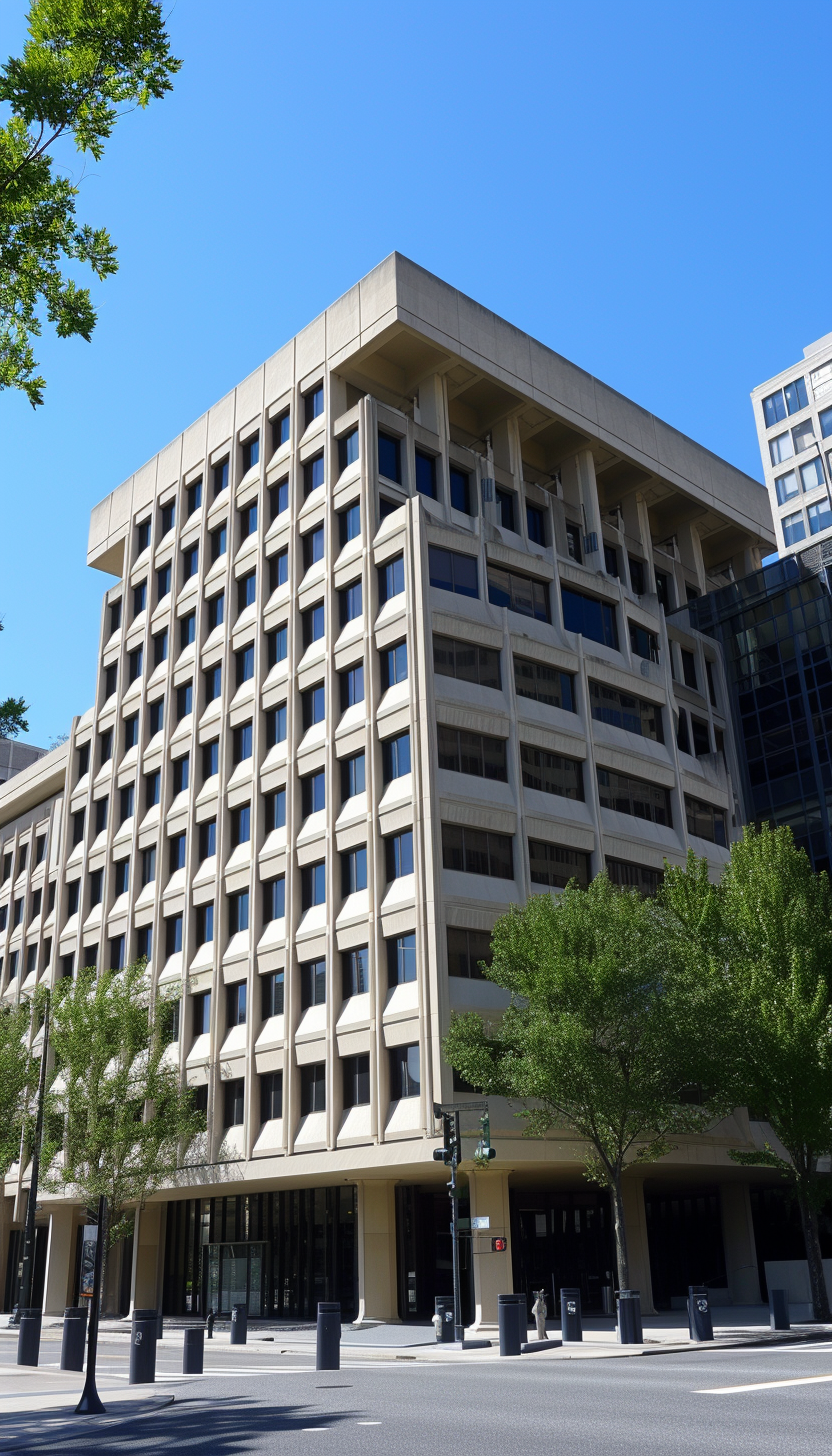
xmin=437 ymin=726 xmax=504 ymax=782
xmin=187 ymin=479 xmax=202 ymax=516
xmin=341 ymin=752 xmax=365 ymax=802
xmin=781 ymin=510 xmax=806 ymax=546
xmin=205 ymin=664 xmax=222 ymax=703
xmin=109 ymin=598 xmax=122 ymax=635
xmin=169 ymin=833 xmax=186 ymax=872
xmin=148 ymin=698 xmax=164 ymax=736
xmin=66 ymin=880 xmax=80 ymax=915
xmin=233 ymin=722 xmax=253 ymax=763
xmin=680 ymin=648 xmax=698 ymax=689
xmin=300 ymin=1062 xmax=326 ymax=1115
xmin=339 ymin=501 xmax=360 ymax=547
xmin=429 ymin=547 xmax=478 ymax=599
xmin=343 ymin=946 xmax=368 ymax=998
xmin=135 ymin=927 xmax=152 ymax=962
xmin=72 ymin=807 xmax=86 ymax=844
xmin=561 ymin=587 xmax=618 ymax=649
xmin=338 ymin=429 xmax=359 ymax=473
xmin=488 ymin=565 xmax=549 ymax=621
xmin=266 ymin=704 xmax=287 ymax=747
xmin=120 ymin=783 xmax=135 ymax=822
xmin=526 ymin=503 xmax=545 ymax=545
xmin=302 ymin=602 xmax=325 ymax=648
xmin=447 ymin=928 xmax=491 ymax=980
xmin=213 ymin=459 xmax=229 ymax=497
xmin=339 ymin=580 xmax=362 ymax=627
xmin=450 ymin=467 xmax=471 ymax=514
xmin=565 ymin=522 xmax=582 ymax=562
xmin=269 ymin=549 xmax=289 ymax=593
xmin=528 ymin=840 xmax=591 ymax=888
xmin=685 ymin=796 xmax=727 ymax=846
xmin=390 ymin=1044 xmax=420 ymax=1100
xmin=227 ymin=981 xmax=247 ymax=1027
xmin=415 ymin=450 xmax=437 ymax=499
xmin=808 ymin=499 xmax=832 ymax=535
xmin=199 ymin=818 xmax=216 ymax=859
xmin=161 ymin=502 xmax=175 ymax=536
xmin=514 ymin=655 xmax=573 ymax=710
xmin=153 ymin=628 xmax=168 ymax=667
xmin=378 ymin=554 xmax=405 ymax=604
xmin=273 ymin=409 xmax=290 ymax=450
xmin=496 ymin=487 xmax=516 ymax=532
xmin=231 ymin=804 xmax=251 ymax=846
xmin=267 ymin=625 xmax=288 ymax=668
xmin=238 ymin=571 xmax=256 ymax=613
xmin=301 ymin=770 xmax=325 ymax=817
xmin=35 ymin=834 xmax=46 ymax=866
xmin=304 ymin=383 xmax=324 ymax=427
xmin=340 ymin=663 xmax=364 ymax=711
xmin=177 ymin=682 xmax=193 ymax=721
xmin=607 ymin=858 xmax=663 ymax=896
xmin=300 ymin=958 xmax=326 ymax=1013
xmin=387 ymin=932 xmax=416 ymax=986
xmin=157 ymin=564 xmax=171 ymax=598
xmin=137 ymin=519 xmax=151 ymax=553
xmin=521 ymin=744 xmax=583 ymax=800
xmin=589 ymin=681 xmax=662 ymax=741
xmin=104 ymin=663 xmax=118 ymax=700
xmin=114 ymin=858 xmax=130 ymax=896
xmin=261 ymin=1071 xmax=283 ymax=1122
xmin=627 ymin=558 xmax=646 ymax=595
xmin=99 ymin=729 xmax=112 ymax=764
xmin=236 ymin=644 xmax=255 ymax=687
xmin=302 ymin=526 xmax=324 ymax=573
xmin=303 ymin=452 xmax=325 ymax=497
xmin=211 ymin=524 xmax=227 ymax=563
xmin=270 ymin=478 xmax=289 ymax=520
xmin=261 ymin=969 xmax=284 ymax=1018
xmin=142 ymin=845 xmax=156 ymax=884
xmin=263 ymin=876 xmax=285 ymax=923
xmin=341 ymin=846 xmax=368 ymax=895
xmin=769 ymin=431 xmax=794 ymax=466
xmin=301 ymin=683 xmax=325 ymax=730
xmin=165 ymin=913 xmax=183 ymax=956
xmin=193 ymin=989 xmax=211 ymax=1036
xmin=208 ymin=592 xmax=224 ymax=630
xmin=224 ymin=1078 xmax=245 ymax=1127
xmin=381 ymin=640 xmax=407 ymax=690
xmin=441 ymin=824 xmax=513 ymax=879
xmin=597 ymin=767 xmax=671 ymax=826
xmin=629 ymin=621 xmax=659 ymax=664
xmin=242 ymin=435 xmax=259 ymax=473
xmin=691 ymin=717 xmax=711 ymax=757
xmin=801 ymin=458 xmax=826 ymax=493
xmin=173 ymin=754 xmax=189 ymax=793
xmin=94 ymin=796 xmax=109 ymax=835
xmin=301 ymin=861 xmax=326 ymax=910
xmin=240 ymin=502 xmax=258 ymax=539
xmin=264 ymin=789 xmax=286 ymax=832
xmin=385 ymin=831 xmax=414 ymax=880
xmin=180 ymin=611 xmax=196 ymax=650
xmin=183 ymin=545 xmax=199 ymax=581
xmin=134 ymin=581 xmax=147 ymax=616
xmin=435 ymin=635 xmax=501 ymax=690
xmin=228 ymin=889 xmax=250 ymax=933
xmin=378 ymin=432 xmax=401 ymax=484
xmin=343 ymin=1053 xmax=370 ymax=1109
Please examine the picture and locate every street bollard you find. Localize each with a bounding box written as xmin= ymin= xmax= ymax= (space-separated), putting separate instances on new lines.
xmin=617 ymin=1290 xmax=643 ymax=1345
xmin=769 ymin=1288 xmax=790 ymax=1332
xmin=60 ymin=1306 xmax=88 ymax=1371
xmin=316 ymin=1302 xmax=341 ymax=1370
xmin=688 ymin=1285 xmax=714 ymax=1342
xmin=601 ymin=1285 xmax=615 ymax=1316
xmin=183 ymin=1326 xmax=205 ymax=1374
xmin=497 ymin=1293 xmax=524 ymax=1357
xmin=560 ymin=1287 xmax=583 ymax=1343
xmin=230 ymin=1302 xmax=248 ymax=1345
xmin=434 ymin=1296 xmax=455 ymax=1343
xmin=206 ymin=1308 xmax=215 ymax=1340
xmin=16 ymin=1309 xmax=42 ymax=1367
xmin=157 ymin=1314 xmax=164 ymax=1341
xmin=129 ymin=1308 xmax=158 ymax=1384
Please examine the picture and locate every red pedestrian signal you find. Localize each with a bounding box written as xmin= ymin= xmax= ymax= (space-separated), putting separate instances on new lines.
xmin=491 ymin=1237 xmax=507 ymax=1252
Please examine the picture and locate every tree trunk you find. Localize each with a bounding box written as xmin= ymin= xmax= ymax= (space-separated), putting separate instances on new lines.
xmin=610 ymin=1172 xmax=630 ymax=1289
xmin=795 ymin=1182 xmax=831 ymax=1322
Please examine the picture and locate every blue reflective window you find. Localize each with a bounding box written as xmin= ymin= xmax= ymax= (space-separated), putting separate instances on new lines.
xmin=784 ymin=377 xmax=809 ymax=415
xmin=378 ymin=432 xmax=401 ymax=484
xmin=428 ymin=547 xmax=478 ymax=598
xmin=801 ymin=458 xmax=826 ymax=493
xmin=415 ymin=450 xmax=437 ymax=499
xmin=338 ymin=429 xmax=359 ymax=473
xmin=775 ymin=470 xmax=799 ymax=505
xmin=808 ymin=500 xmax=832 ymax=535
xmin=379 ymin=555 xmax=406 ymax=604
xmin=561 ymin=587 xmax=618 ymax=649
xmin=450 ymin=468 xmax=470 ymax=514
xmin=782 ymin=511 xmax=806 ymax=546
xmin=762 ymin=390 xmax=787 ymax=428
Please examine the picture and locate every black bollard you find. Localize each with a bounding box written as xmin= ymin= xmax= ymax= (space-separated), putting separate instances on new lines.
xmin=434 ymin=1296 xmax=454 ymax=1343
xmin=230 ymin=1303 xmax=248 ymax=1345
xmin=688 ymin=1286 xmax=714 ymax=1342
xmin=60 ymin=1306 xmax=88 ymax=1371
xmin=497 ymin=1293 xmax=524 ymax=1357
xmin=129 ymin=1308 xmax=158 ymax=1384
xmin=560 ymin=1287 xmax=583 ymax=1342
xmin=157 ymin=1313 xmax=164 ymax=1342
xmin=769 ymin=1288 xmax=790 ymax=1332
xmin=206 ymin=1308 xmax=215 ymax=1340
xmin=617 ymin=1290 xmax=643 ymax=1345
xmin=316 ymin=1302 xmax=341 ymax=1370
xmin=183 ymin=1326 xmax=205 ymax=1374
xmin=16 ymin=1309 xmax=42 ymax=1367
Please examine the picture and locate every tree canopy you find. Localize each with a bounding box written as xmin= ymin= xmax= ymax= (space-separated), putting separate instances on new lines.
xmin=0 ymin=1001 xmax=36 ymax=1178
xmin=0 ymin=0 xmax=181 ymax=405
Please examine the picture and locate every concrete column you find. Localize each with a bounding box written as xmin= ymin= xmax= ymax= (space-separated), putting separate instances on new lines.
xmin=621 ymin=1177 xmax=655 ymax=1314
xmin=354 ymin=1180 xmax=398 ymax=1325
xmin=720 ymin=1182 xmax=762 ymax=1305
xmin=133 ymin=1201 xmax=163 ymax=1310
xmin=469 ymin=1169 xmax=511 ymax=1329
xmin=42 ymin=1206 xmax=76 ymax=1314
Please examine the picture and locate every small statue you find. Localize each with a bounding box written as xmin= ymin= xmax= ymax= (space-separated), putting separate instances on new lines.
xmin=206 ymin=1307 xmax=215 ymax=1340
xmin=532 ymin=1288 xmax=548 ymax=1340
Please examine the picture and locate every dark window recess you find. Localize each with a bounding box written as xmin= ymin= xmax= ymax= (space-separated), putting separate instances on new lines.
xmin=109 ymin=600 xmax=122 ymax=635
xmin=378 ymin=555 xmax=405 ymax=604
xmin=203 ymin=740 xmax=219 ymax=780
xmin=654 ymin=570 xmax=672 ymax=611
xmin=177 ymin=682 xmax=193 ymax=720
xmin=301 ymin=770 xmax=326 ymax=817
xmin=224 ymin=1078 xmax=245 ymax=1128
xmin=161 ymin=502 xmax=175 ymax=535
xmin=447 ymin=927 xmax=492 ymax=980
xmin=270 ymin=478 xmax=289 ymax=519
xmin=124 ymin=713 xmax=138 ymax=749
xmin=269 ymin=549 xmax=289 ymax=596
xmin=238 ymin=572 xmax=256 ymax=613
xmin=242 ymin=435 xmax=259 ymax=473
xmin=303 ymin=453 xmax=325 ymax=497
xmin=561 ymin=587 xmax=618 ymax=649
xmin=263 ymin=877 xmax=285 ymax=922
xmin=528 ymin=840 xmax=591 ymax=889
xmin=705 ymin=660 xmax=717 ymax=707
xmin=565 ymin=522 xmax=582 ymax=563
xmin=520 ymin=744 xmax=583 ymax=800
xmin=378 ymin=432 xmax=402 ymax=483
xmin=434 ymin=634 xmax=501 ymax=690
xmin=180 ymin=612 xmax=196 ymax=650
xmin=514 ymin=656 xmax=574 ymax=710
xmin=428 ymin=547 xmax=478 ymax=598
xmin=301 ymin=684 xmax=325 ymax=729
xmin=415 ymin=450 xmax=437 ymax=499
xmin=597 ymin=768 xmax=672 ymax=826
xmin=260 ymin=1071 xmax=283 ymax=1122
xmin=628 ymin=621 xmax=660 ymax=663
xmin=681 ymin=649 xmax=698 ymax=689
xmin=341 ymin=752 xmax=365 ymax=801
xmin=227 ymin=981 xmax=247 ymax=1027
xmin=193 ymin=990 xmax=211 ymax=1036
xmin=240 ymin=503 xmax=258 ymax=539
xmin=378 ymin=495 xmax=399 ymax=521
xmin=213 ymin=459 xmax=229 ymax=497
xmin=303 ymin=526 xmax=324 ymax=572
xmin=304 ymin=383 xmax=324 ymax=426
xmin=385 ymin=831 xmax=414 ymax=880
xmin=267 ymin=625 xmax=287 ymax=667
xmin=187 ymin=479 xmax=202 ymax=515
xmin=137 ymin=519 xmax=151 ymax=552
xmin=148 ymin=698 xmax=164 ymax=736
xmin=210 ymin=524 xmax=227 ymax=562
xmin=233 ymin=723 xmax=253 ymax=762
xmin=300 ymin=1063 xmax=326 ymax=1115
xmin=691 ymin=717 xmax=711 ymax=757
xmin=441 ymin=824 xmax=513 ymax=879
xmin=340 ymin=663 xmax=364 ymax=710
xmin=343 ymin=1054 xmax=370 ymax=1109
xmin=265 ymin=789 xmax=286 ymax=832
xmin=231 ymin=804 xmax=251 ymax=846
xmin=686 ymin=583 xmax=700 ymax=603
xmin=382 ymin=732 xmax=411 ymax=782
xmin=208 ymin=592 xmax=224 ymax=630
xmin=450 ymin=467 xmax=471 ymax=514
xmin=381 ymin=640 xmax=407 ymax=690
xmin=589 ymin=681 xmax=662 ymax=741
xmin=266 ymin=704 xmax=287 ymax=746
xmin=390 ymin=1045 xmax=420 ymax=1099
xmin=261 ymin=970 xmax=284 ymax=1019
xmin=526 ymin=503 xmax=545 ymax=545
xmin=228 ymin=890 xmax=250 ymax=933
xmin=165 ymin=914 xmax=183 ymax=956
xmin=169 ymin=832 xmax=186 ymax=871
xmin=496 ymin=488 xmax=516 ymax=532
xmin=135 ymin=580 xmax=148 ymax=614
xmin=341 ymin=847 xmax=368 ymax=895
xmin=338 ymin=430 xmax=359 ymax=474
xmin=183 ymin=546 xmax=199 ymax=580
xmin=676 ymin=709 xmax=691 ymax=754
xmin=301 ymin=604 xmax=324 ymax=652
xmin=343 ymin=946 xmax=369 ymax=997
xmin=487 ymin=566 xmax=549 ymax=621
xmin=437 ymin=725 xmax=506 ymax=781
xmin=197 ymin=903 xmax=214 ymax=944
xmin=604 ymin=543 xmax=618 ymax=577
xmin=686 ymin=796 xmax=727 ymax=847
xmin=205 ymin=665 xmax=221 ymax=702
xmin=340 ymin=580 xmax=362 ymax=627
xmin=301 ymin=861 xmax=326 ymax=909
xmin=339 ymin=501 xmax=360 ymax=546
xmin=606 ymin=858 xmax=664 ymax=896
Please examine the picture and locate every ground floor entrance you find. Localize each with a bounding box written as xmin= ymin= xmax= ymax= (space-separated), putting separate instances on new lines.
xmin=509 ymin=1189 xmax=615 ymax=1314
xmin=395 ymin=1185 xmax=474 ymax=1325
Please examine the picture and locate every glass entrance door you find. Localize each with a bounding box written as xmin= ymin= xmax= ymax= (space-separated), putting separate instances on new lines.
xmin=205 ymin=1243 xmax=266 ymax=1316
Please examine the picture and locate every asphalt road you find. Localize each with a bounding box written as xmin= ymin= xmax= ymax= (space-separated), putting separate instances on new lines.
xmin=3 ymin=1335 xmax=832 ymax=1453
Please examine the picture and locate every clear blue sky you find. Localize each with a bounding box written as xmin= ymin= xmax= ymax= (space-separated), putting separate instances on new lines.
xmin=2 ymin=0 xmax=831 ymax=747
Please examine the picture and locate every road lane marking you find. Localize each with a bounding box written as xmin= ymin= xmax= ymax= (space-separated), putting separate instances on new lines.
xmin=696 ymin=1373 xmax=832 ymax=1393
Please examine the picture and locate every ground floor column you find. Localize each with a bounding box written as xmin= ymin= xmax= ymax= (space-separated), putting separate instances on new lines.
xmin=621 ymin=1176 xmax=655 ymax=1314
xmin=720 ymin=1182 xmax=762 ymax=1305
xmin=132 ymin=1202 xmax=164 ymax=1311
xmin=354 ymin=1180 xmax=398 ymax=1325
xmin=42 ymin=1206 xmax=76 ymax=1314
xmin=469 ymin=1169 xmax=511 ymax=1328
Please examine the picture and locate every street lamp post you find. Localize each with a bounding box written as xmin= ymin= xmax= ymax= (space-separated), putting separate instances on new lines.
xmin=75 ymin=1194 xmax=107 ymax=1416
xmin=433 ymin=1101 xmax=496 ymax=1346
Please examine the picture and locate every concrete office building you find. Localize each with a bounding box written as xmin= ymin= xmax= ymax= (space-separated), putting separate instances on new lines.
xmin=2 ymin=256 xmax=782 ymax=1326
xmin=0 ymin=737 xmax=47 ymax=787
xmin=752 ymin=331 xmax=832 ymax=558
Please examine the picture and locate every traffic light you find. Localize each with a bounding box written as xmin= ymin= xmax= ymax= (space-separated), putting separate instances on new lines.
xmin=432 ymin=1111 xmax=456 ymax=1164
xmin=474 ymin=1110 xmax=496 ymax=1166
xmin=492 ymin=1237 xmax=507 ymax=1252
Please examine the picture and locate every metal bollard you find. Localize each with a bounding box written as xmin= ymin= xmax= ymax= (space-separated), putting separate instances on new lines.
xmin=183 ymin=1326 xmax=205 ymax=1374
xmin=688 ymin=1285 xmax=714 ymax=1342
xmin=230 ymin=1302 xmax=248 ymax=1345
xmin=16 ymin=1309 xmax=42 ymax=1367
xmin=434 ymin=1296 xmax=455 ymax=1343
xmin=617 ymin=1289 xmax=643 ymax=1345
xmin=316 ymin=1302 xmax=341 ymax=1370
xmin=60 ymin=1306 xmax=88 ymax=1371
xmin=129 ymin=1308 xmax=158 ymax=1384
xmin=560 ymin=1287 xmax=583 ymax=1342
xmin=206 ymin=1308 xmax=215 ymax=1339
xmin=157 ymin=1313 xmax=164 ymax=1341
xmin=769 ymin=1288 xmax=790 ymax=1331
xmin=601 ymin=1284 xmax=615 ymax=1316
xmin=497 ymin=1293 xmax=524 ymax=1357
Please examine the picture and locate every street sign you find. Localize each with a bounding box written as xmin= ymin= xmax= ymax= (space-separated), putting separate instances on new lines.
xmin=471 ymin=1216 xmax=490 ymax=1230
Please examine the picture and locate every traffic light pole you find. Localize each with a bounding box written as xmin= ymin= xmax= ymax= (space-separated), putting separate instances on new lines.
xmin=449 ymin=1110 xmax=464 ymax=1343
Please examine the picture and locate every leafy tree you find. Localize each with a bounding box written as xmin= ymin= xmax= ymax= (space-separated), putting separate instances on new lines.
xmin=0 ymin=694 xmax=29 ymax=738
xmin=663 ymin=827 xmax=832 ymax=1322
xmin=0 ymin=1001 xmax=36 ymax=1178
xmin=443 ymin=875 xmax=727 ymax=1288
xmin=0 ymin=0 xmax=181 ymax=405
xmin=42 ymin=961 xmax=204 ymax=1292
